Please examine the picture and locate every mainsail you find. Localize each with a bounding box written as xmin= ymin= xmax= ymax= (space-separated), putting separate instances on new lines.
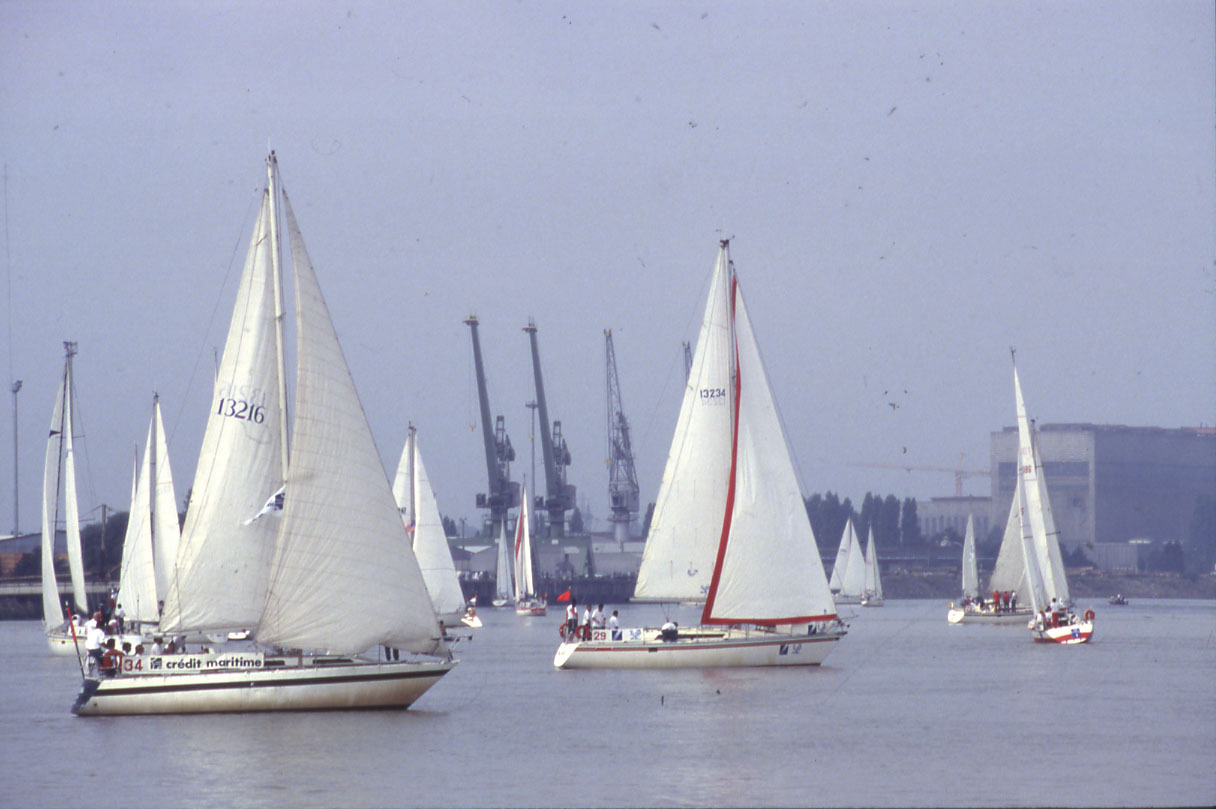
xmin=863 ymin=528 xmax=883 ymax=601
xmin=961 ymin=514 xmax=979 ymax=600
xmin=41 ymin=344 xmax=88 ymax=626
xmin=514 ymin=482 xmax=535 ymax=601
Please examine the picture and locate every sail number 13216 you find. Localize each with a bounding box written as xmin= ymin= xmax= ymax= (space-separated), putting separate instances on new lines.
xmin=216 ymin=397 xmax=266 ymax=424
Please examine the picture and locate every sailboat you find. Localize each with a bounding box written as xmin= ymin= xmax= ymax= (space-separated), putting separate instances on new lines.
xmin=947 ymin=507 xmax=1033 ymax=624
xmin=1011 ymin=360 xmax=1093 ymax=644
xmin=513 ymin=482 xmax=546 ymax=616
xmin=393 ymin=425 xmax=479 ymax=629
xmin=492 ymin=518 xmax=514 ymax=607
xmin=554 ymin=240 xmax=845 ymax=669
xmin=828 ymin=518 xmax=865 ymax=604
xmin=42 ymin=342 xmax=90 ymax=656
xmin=73 ymin=153 xmax=454 ymax=715
xmin=114 ymin=394 xmax=181 ymax=633
xmin=860 ymin=528 xmax=884 ymax=607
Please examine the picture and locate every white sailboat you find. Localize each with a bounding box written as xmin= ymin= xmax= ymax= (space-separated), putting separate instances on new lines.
xmin=861 ymin=528 xmax=884 ymax=607
xmin=513 ymin=482 xmax=546 ymax=616
xmin=73 ymin=154 xmax=454 ymax=715
xmin=554 ymin=240 xmax=845 ymax=669
xmin=393 ymin=425 xmax=479 ymax=629
xmin=492 ymin=518 xmax=514 ymax=608
xmin=828 ymin=518 xmax=865 ymax=604
xmin=115 ymin=394 xmax=181 ymax=632
xmin=947 ymin=505 xmax=1033 ymax=624
xmin=42 ymin=342 xmax=90 ymax=656
xmin=1011 ymin=360 xmax=1093 ymax=644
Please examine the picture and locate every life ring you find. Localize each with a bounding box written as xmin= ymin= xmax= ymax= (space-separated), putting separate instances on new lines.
xmin=558 ymin=623 xmax=568 ymax=640
xmin=1083 ymin=609 xmax=1095 ymax=622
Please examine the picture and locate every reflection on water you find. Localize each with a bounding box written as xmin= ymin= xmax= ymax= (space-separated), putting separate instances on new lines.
xmin=2 ymin=600 xmax=1213 ymax=807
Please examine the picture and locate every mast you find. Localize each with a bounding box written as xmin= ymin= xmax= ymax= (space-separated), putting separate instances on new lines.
xmin=266 ymin=152 xmax=290 ymax=478
xmin=524 ymin=319 xmax=574 ymax=538
xmin=10 ymin=379 xmax=19 ymax=536
xmin=604 ymin=329 xmax=639 ymax=543
xmin=464 ymin=316 xmax=517 ymax=538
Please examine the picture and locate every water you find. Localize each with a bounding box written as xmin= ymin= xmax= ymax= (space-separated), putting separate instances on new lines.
xmin=2 ymin=599 xmax=1213 ymax=808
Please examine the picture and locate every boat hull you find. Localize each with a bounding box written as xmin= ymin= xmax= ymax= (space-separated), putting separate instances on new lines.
xmin=1032 ymin=619 xmax=1094 ymax=644
xmin=515 ymin=602 xmax=547 ymax=617
xmin=72 ymin=657 xmax=455 ymax=716
xmin=946 ymin=607 xmax=1034 ymax=625
xmin=554 ymin=626 xmax=844 ymax=669
xmin=47 ymin=627 xmax=144 ymax=657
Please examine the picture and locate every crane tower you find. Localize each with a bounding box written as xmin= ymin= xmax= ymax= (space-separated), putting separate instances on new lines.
xmin=524 ymin=319 xmax=575 ymax=537
xmin=604 ymin=330 xmax=639 ymax=543
xmin=464 ymin=316 xmax=518 ymax=538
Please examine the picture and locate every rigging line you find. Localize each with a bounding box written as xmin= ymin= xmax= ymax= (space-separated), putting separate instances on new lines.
xmin=169 ymin=184 xmax=262 ymax=446
xmin=3 ymin=164 xmax=12 ymax=388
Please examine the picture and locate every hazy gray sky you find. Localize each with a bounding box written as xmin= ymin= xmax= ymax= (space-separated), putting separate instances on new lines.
xmin=3 ymin=1 xmax=1213 ymax=538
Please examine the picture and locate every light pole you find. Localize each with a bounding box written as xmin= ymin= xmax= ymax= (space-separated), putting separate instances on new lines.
xmin=10 ymin=379 xmax=19 ymax=537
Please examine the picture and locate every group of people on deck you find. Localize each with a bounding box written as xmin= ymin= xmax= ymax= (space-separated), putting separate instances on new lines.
xmin=562 ymin=600 xmax=620 ymax=641
xmin=960 ymin=590 xmax=1019 ymax=613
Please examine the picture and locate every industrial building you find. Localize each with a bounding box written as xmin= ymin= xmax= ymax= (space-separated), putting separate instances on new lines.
xmin=988 ymin=424 xmax=1215 ymax=566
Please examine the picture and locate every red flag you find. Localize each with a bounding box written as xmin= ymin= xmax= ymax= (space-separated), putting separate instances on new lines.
xmin=556 ymin=589 xmax=571 ymax=602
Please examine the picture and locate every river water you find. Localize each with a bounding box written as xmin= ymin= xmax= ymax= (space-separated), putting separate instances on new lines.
xmin=2 ymin=598 xmax=1212 ymax=808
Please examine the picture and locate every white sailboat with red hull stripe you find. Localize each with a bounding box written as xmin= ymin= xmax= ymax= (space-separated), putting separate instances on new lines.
xmin=555 ymin=240 xmax=845 ymax=669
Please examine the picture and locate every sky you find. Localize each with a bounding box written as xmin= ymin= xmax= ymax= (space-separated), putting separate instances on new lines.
xmin=2 ymin=1 xmax=1213 ymax=539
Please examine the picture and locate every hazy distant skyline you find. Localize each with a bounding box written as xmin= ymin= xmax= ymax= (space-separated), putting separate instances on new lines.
xmin=3 ymin=1 xmax=1213 ymax=537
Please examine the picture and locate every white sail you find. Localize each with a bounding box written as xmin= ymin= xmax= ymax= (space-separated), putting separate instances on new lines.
xmin=863 ymin=528 xmax=883 ymax=601
xmin=635 ymin=247 xmax=734 ymax=603
xmin=828 ymin=519 xmax=853 ymax=593
xmin=394 ymin=428 xmax=466 ymax=620
xmin=116 ymin=423 xmax=157 ymax=623
xmin=256 ymin=192 xmax=440 ymax=655
xmin=961 ymin=514 xmax=979 ymax=600
xmin=60 ymin=363 xmax=87 ymax=615
xmin=149 ymin=398 xmax=181 ymax=608
xmin=159 ymin=192 xmax=285 ymax=635
xmin=838 ymin=519 xmax=866 ymax=599
xmin=117 ymin=397 xmax=181 ymax=624
xmin=514 ymin=482 xmax=535 ymax=600
xmin=495 ymin=519 xmax=514 ymax=603
xmin=988 ymin=494 xmax=1026 ymax=595
xmin=701 ymin=249 xmax=836 ymax=624
xmin=1014 ymin=367 xmax=1070 ymax=604
xmin=40 ymin=371 xmax=69 ymax=626
xmin=1015 ymin=476 xmax=1048 ymax=613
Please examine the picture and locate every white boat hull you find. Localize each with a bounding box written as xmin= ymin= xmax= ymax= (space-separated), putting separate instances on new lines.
xmin=72 ymin=657 xmax=455 ymax=715
xmin=47 ymin=627 xmax=145 ymax=657
xmin=861 ymin=597 xmax=884 ymax=607
xmin=515 ymin=601 xmax=547 ymax=617
xmin=554 ymin=625 xmax=844 ymax=669
xmin=946 ymin=606 xmax=1034 ymax=625
xmin=1031 ymin=614 xmax=1095 ymax=644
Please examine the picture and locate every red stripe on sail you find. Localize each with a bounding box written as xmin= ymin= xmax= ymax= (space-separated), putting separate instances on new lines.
xmin=702 ymin=273 xmax=740 ymax=625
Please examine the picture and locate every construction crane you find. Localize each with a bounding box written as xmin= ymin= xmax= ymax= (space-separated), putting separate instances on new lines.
xmin=604 ymin=330 xmax=639 ymax=543
xmin=464 ymin=315 xmax=518 ymax=538
xmin=524 ymin=319 xmax=575 ymax=537
xmin=850 ymin=457 xmax=991 ymax=497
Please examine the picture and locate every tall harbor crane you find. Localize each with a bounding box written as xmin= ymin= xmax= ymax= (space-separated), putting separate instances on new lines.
xmin=464 ymin=315 xmax=518 ymax=538
xmin=523 ymin=319 xmax=574 ymax=537
xmin=605 ymin=330 xmax=640 ymax=543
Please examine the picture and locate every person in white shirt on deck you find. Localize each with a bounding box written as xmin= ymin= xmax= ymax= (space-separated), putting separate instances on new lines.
xmin=608 ymin=609 xmax=621 ymax=640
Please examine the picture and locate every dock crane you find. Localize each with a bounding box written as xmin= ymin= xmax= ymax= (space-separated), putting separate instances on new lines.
xmin=605 ymin=330 xmax=639 ymax=543
xmin=523 ymin=319 xmax=575 ymax=537
xmin=464 ymin=316 xmax=518 ymax=538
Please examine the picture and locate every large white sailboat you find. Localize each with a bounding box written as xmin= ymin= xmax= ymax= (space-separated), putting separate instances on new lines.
xmin=393 ymin=425 xmax=478 ymax=629
xmin=513 ymin=482 xmax=546 ymax=616
xmin=42 ymin=342 xmax=90 ymax=656
xmin=114 ymin=394 xmax=181 ymax=633
xmin=554 ymin=240 xmax=845 ymax=669
xmin=828 ymin=518 xmax=865 ymax=605
xmin=861 ymin=528 xmax=884 ymax=607
xmin=73 ymin=154 xmax=454 ymax=715
xmin=1011 ymin=360 xmax=1093 ymax=644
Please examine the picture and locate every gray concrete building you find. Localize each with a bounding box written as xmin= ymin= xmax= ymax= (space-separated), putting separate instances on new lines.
xmin=989 ymin=424 xmax=1215 ymax=558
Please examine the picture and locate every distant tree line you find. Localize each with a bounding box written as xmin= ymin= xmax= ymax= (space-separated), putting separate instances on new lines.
xmin=804 ymin=492 xmax=922 ymax=555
